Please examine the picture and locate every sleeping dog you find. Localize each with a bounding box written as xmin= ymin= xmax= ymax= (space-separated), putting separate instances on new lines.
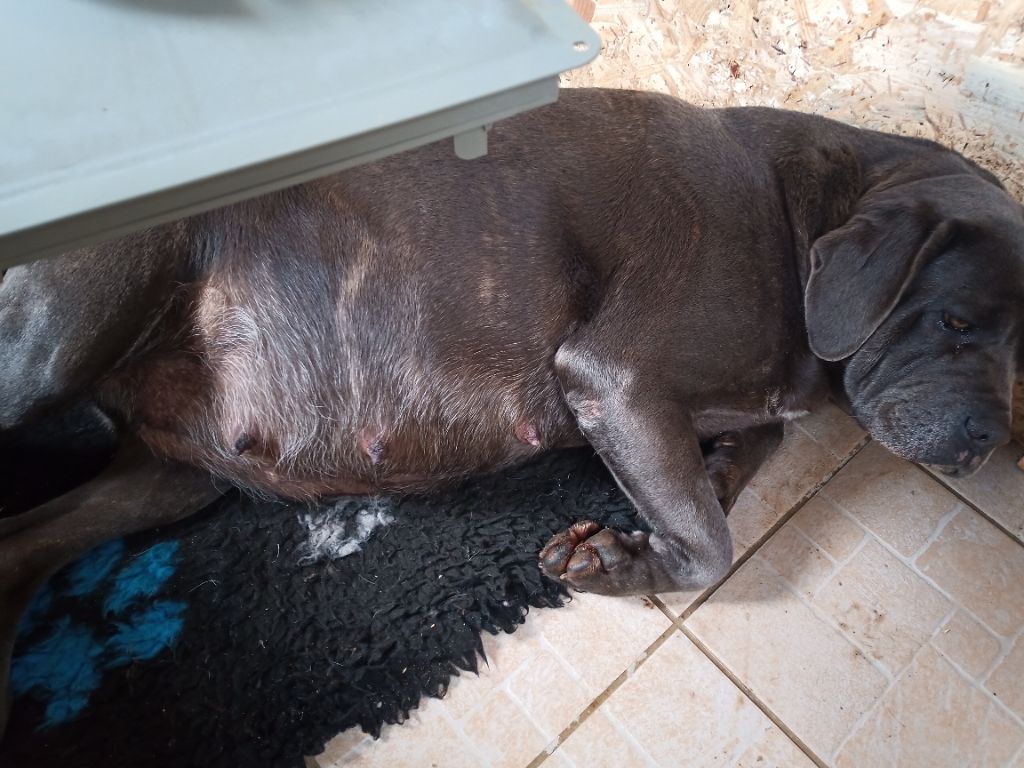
xmin=1 ymin=88 xmax=1022 ymax=729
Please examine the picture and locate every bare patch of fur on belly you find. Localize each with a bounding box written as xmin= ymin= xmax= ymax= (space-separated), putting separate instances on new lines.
xmin=296 ymin=500 xmax=394 ymax=564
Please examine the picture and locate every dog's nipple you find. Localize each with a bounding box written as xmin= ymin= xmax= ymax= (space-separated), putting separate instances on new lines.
xmin=515 ymin=420 xmax=542 ymax=448
xmin=233 ymin=430 xmax=256 ymax=455
xmin=359 ymin=427 xmax=389 ymax=465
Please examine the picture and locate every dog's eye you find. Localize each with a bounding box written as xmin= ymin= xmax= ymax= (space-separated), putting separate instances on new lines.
xmin=941 ymin=313 xmax=973 ymax=333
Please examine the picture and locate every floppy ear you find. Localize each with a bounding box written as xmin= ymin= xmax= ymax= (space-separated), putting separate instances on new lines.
xmin=804 ymin=198 xmax=956 ymax=361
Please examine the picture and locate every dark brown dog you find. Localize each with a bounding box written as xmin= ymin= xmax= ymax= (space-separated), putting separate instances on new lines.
xmin=1 ymin=88 xmax=1022 ymax=730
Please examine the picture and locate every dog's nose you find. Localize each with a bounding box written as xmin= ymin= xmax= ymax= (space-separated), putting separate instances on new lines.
xmin=964 ymin=416 xmax=1009 ymax=450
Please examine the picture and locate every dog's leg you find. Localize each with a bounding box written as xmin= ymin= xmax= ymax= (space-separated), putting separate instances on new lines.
xmin=701 ymin=423 xmax=784 ymax=513
xmin=539 ymin=391 xmax=731 ymax=595
xmin=540 ymin=350 xmax=783 ymax=596
xmin=0 ymin=435 xmax=222 ymax=736
xmin=0 ymin=232 xmax=185 ymax=430
xmin=540 ymin=424 xmax=784 ymax=595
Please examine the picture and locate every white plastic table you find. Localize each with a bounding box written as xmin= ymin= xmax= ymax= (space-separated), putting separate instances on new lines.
xmin=0 ymin=0 xmax=599 ymax=267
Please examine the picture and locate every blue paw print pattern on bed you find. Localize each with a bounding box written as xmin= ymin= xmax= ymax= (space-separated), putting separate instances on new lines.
xmin=12 ymin=539 xmax=187 ymax=728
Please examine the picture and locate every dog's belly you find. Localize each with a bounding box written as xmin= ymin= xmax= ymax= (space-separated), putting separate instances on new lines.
xmin=111 ymin=346 xmax=583 ymax=499
xmin=105 ymin=263 xmax=584 ymax=499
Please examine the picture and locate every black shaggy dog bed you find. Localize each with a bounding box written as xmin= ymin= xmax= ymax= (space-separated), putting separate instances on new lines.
xmin=0 ymin=405 xmax=638 ymax=768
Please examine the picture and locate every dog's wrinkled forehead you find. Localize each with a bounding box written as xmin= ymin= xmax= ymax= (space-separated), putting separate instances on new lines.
xmin=908 ymin=230 xmax=1024 ymax=352
xmin=950 ymin=186 xmax=1022 ymax=292
xmin=899 ymin=179 xmax=1024 ymax=355
xmin=924 ymin=228 xmax=1024 ymax=289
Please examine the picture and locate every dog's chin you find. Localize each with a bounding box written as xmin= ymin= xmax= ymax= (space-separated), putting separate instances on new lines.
xmin=929 ymin=462 xmax=983 ymax=481
xmin=925 ymin=454 xmax=987 ymax=479
xmin=864 ymin=424 xmax=992 ymax=478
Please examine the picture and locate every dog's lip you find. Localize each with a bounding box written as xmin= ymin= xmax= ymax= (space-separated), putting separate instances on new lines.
xmin=927 ymin=454 xmax=985 ymax=478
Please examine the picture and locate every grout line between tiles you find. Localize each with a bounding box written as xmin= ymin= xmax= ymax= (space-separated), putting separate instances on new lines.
xmin=981 ymin=622 xmax=1024 ymax=686
xmin=831 ymin=611 xmax=1024 ymax=763
xmin=914 ymin=463 xmax=1024 ymax=550
xmin=808 ymin=476 xmax=1024 ymax=756
xmin=829 ymin=640 xmax=916 ymax=761
xmin=907 ymin=502 xmax=966 ymax=562
xmin=754 ymin=544 xmax=896 ymax=684
xmin=973 ymin=634 xmax=1024 ymax=730
xmin=790 ymin=522 xmax=842 ymax=567
xmin=753 ymin=475 xmax=1024 ymax=718
xmin=807 ymin=533 xmax=871 ymax=601
xmin=524 ymin=622 xmax=680 ymax=768
xmin=649 ymin=593 xmax=676 ymax=623
xmin=526 ymin=428 xmax=873 ymax=766
xmin=1009 ymin=738 xmax=1024 ymax=768
xmin=674 ymin=435 xmax=873 ymax=622
xmin=821 ymin=483 xmax=1022 ymax=679
xmin=925 ymin=612 xmax=1024 ymax=732
xmin=677 ymin=624 xmax=829 ymax=768
xmin=600 ymin=707 xmax=661 ymax=768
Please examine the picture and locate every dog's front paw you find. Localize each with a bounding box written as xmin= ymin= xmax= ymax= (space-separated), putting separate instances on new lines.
xmin=539 ymin=522 xmax=649 ymax=594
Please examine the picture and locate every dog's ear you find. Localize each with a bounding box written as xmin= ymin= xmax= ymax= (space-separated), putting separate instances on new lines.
xmin=804 ymin=196 xmax=956 ymax=361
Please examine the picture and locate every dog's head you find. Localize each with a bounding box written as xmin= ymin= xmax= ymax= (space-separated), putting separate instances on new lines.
xmin=805 ymin=172 xmax=1024 ymax=477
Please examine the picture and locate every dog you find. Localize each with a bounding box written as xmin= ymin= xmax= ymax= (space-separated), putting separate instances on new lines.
xmin=1 ymin=88 xmax=1022 ymax=732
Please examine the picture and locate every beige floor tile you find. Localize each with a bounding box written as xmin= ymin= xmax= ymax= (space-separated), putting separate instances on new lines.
xmin=320 ymin=593 xmax=668 ymax=766
xmin=821 ymin=442 xmax=959 ymax=558
xmin=729 ymin=489 xmax=788 ymax=555
xmin=442 ymin=622 xmax=547 ymax=720
xmin=544 ymin=750 xmax=577 ymax=767
xmin=686 ymin=557 xmax=889 ymax=758
xmin=318 ymin=726 xmax=371 ymax=766
xmin=932 ymin=609 xmax=1003 ymax=681
xmin=793 ymin=401 xmax=868 ymax=459
xmin=660 ymin=409 xmax=867 ymax=616
xmin=603 ymin=632 xmax=815 ymax=768
xmin=327 ymin=698 xmax=479 ymax=768
xmin=458 ymin=689 xmax=549 ymax=768
xmin=835 ymin=645 xmax=1024 ymax=768
xmin=789 ymin=494 xmax=867 ymax=562
xmin=319 ymin=668 xmax=552 ymax=768
xmin=916 ymin=509 xmax=1024 ymax=638
xmin=552 ymin=709 xmax=655 ymax=768
xmin=734 ymin=726 xmax=816 ymax=768
xmin=814 ymin=539 xmax=952 ymax=675
xmin=506 ymin=647 xmax=593 ymax=741
xmin=985 ymin=636 xmax=1024 ymax=720
xmin=758 ymin=523 xmax=836 ymax=598
xmin=746 ymin=425 xmax=847 ymax=515
xmin=928 ymin=442 xmax=1024 ymax=543
xmin=536 ymin=592 xmax=671 ymax=695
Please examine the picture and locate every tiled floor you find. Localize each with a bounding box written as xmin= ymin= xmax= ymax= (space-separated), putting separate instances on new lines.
xmin=315 ymin=404 xmax=1024 ymax=768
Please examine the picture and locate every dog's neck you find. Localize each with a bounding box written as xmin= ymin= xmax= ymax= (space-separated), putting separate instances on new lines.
xmin=770 ymin=125 xmax=986 ymax=292
xmin=773 ymin=141 xmax=864 ymax=291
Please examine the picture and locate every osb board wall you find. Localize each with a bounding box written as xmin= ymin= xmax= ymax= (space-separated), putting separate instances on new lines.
xmin=562 ymin=0 xmax=1024 ymax=442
